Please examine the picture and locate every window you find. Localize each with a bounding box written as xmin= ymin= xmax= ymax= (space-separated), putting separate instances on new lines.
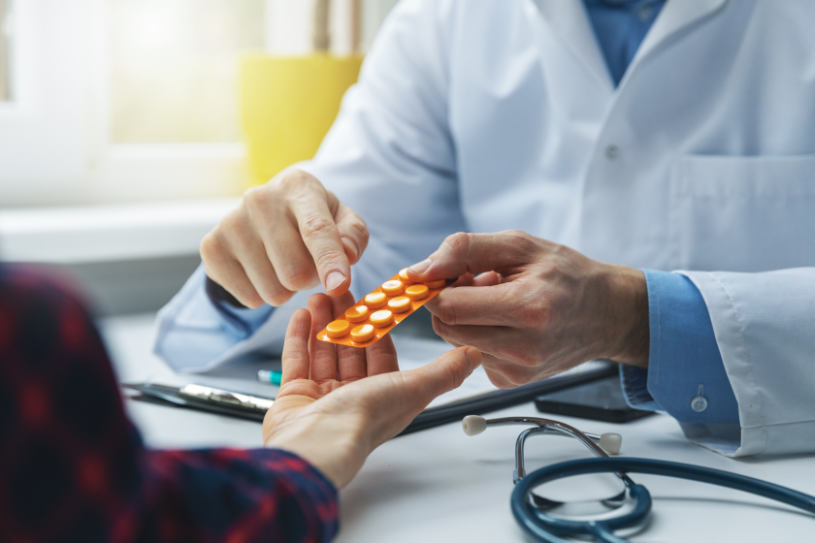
xmin=0 ymin=0 xmax=397 ymax=208
xmin=109 ymin=0 xmax=265 ymax=143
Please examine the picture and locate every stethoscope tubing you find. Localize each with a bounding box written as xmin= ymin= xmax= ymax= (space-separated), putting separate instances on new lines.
xmin=511 ymin=456 xmax=815 ymax=543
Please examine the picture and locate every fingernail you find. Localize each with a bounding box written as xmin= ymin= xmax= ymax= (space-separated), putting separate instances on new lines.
xmin=408 ymin=258 xmax=432 ymax=275
xmin=325 ymin=271 xmax=346 ymax=291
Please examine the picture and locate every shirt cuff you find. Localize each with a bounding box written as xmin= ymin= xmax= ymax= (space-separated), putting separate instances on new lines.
xmin=620 ymin=270 xmax=740 ymax=427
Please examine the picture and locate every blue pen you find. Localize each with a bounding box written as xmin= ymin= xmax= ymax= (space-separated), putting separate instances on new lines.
xmin=257 ymin=369 xmax=283 ymax=386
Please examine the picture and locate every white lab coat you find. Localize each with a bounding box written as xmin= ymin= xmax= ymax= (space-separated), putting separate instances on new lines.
xmin=156 ymin=0 xmax=815 ymax=456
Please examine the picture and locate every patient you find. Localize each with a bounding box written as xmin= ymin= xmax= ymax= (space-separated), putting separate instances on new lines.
xmin=0 ymin=264 xmax=479 ymax=542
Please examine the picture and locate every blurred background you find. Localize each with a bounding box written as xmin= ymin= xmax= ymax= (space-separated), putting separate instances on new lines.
xmin=0 ymin=0 xmax=397 ymax=315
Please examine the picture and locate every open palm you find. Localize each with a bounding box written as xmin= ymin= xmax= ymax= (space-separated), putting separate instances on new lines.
xmin=262 ymin=292 xmax=480 ymax=488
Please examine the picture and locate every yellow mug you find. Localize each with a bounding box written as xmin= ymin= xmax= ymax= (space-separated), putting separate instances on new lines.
xmin=239 ymin=53 xmax=363 ymax=187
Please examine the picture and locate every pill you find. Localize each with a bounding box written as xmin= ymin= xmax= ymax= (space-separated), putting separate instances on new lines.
xmin=387 ymin=296 xmax=411 ymax=313
xmin=364 ymin=292 xmax=387 ymax=308
xmin=350 ymin=323 xmax=375 ymax=343
xmin=381 ymin=279 xmax=404 ymax=296
xmin=405 ymin=284 xmax=429 ymax=301
xmin=370 ymin=309 xmax=394 ymax=327
xmin=398 ymin=268 xmax=414 ymax=284
xmin=326 ymin=319 xmax=351 ymax=338
xmin=344 ymin=305 xmax=370 ymax=323
xmin=426 ymin=278 xmax=446 ymax=289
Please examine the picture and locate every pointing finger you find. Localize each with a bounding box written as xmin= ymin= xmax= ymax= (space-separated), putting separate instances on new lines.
xmin=289 ymin=184 xmax=350 ymax=296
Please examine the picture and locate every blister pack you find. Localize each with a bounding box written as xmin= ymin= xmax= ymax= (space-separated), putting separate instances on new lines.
xmin=316 ymin=268 xmax=447 ymax=347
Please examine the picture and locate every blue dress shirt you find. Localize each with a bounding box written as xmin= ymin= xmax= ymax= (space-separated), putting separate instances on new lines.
xmin=584 ymin=0 xmax=665 ymax=85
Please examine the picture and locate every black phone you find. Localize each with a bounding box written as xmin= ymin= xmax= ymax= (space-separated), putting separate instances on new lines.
xmin=534 ymin=374 xmax=654 ymax=423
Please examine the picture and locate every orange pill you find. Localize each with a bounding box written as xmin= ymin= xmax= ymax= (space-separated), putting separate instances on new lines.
xmin=370 ymin=309 xmax=394 ymax=327
xmin=344 ymin=305 xmax=370 ymax=323
xmin=381 ymin=279 xmax=404 ymax=296
xmin=426 ymin=278 xmax=446 ymax=289
xmin=364 ymin=292 xmax=387 ymax=308
xmin=387 ymin=296 xmax=411 ymax=313
xmin=326 ymin=319 xmax=351 ymax=338
xmin=398 ymin=268 xmax=414 ymax=284
xmin=350 ymin=323 xmax=375 ymax=343
xmin=405 ymin=284 xmax=429 ymax=301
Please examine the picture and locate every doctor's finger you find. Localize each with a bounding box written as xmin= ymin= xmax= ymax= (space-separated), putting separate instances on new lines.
xmin=289 ymin=187 xmax=351 ymax=296
xmin=333 ymin=202 xmax=369 ymax=265
xmin=431 ymin=317 xmax=531 ymax=361
xmin=281 ymin=308 xmax=312 ymax=384
xmin=228 ymin=229 xmax=296 ymax=307
xmin=307 ymin=294 xmax=340 ymax=381
xmin=479 ymin=355 xmax=518 ymax=389
xmin=200 ymin=232 xmax=264 ymax=308
xmin=248 ymin=201 xmax=320 ymax=292
xmin=201 ymin=256 xmax=264 ymax=309
xmin=447 ymin=270 xmax=503 ymax=288
xmin=426 ymin=282 xmax=518 ymax=326
xmin=480 ymin=354 xmax=541 ymax=387
xmin=408 ymin=231 xmax=538 ymax=281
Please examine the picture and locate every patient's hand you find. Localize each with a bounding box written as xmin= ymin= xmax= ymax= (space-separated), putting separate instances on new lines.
xmin=262 ymin=292 xmax=481 ymax=489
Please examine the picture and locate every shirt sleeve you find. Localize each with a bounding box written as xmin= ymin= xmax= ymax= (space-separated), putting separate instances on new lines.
xmin=620 ymin=269 xmax=741 ymax=453
xmin=153 ymin=265 xmax=291 ymax=373
xmin=142 ymin=447 xmax=339 ymax=543
xmin=0 ymin=265 xmax=339 ymax=543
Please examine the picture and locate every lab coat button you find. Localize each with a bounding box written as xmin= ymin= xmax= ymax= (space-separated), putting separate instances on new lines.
xmin=604 ymin=144 xmax=620 ymax=161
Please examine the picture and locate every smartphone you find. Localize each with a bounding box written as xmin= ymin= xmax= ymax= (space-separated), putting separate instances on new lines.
xmin=534 ymin=374 xmax=654 ymax=423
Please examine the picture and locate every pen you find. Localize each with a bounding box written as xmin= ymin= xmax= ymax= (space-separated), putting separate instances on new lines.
xmin=257 ymin=369 xmax=282 ymax=386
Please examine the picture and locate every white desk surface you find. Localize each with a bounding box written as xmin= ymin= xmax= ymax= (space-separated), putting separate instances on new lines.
xmin=101 ymin=314 xmax=815 ymax=543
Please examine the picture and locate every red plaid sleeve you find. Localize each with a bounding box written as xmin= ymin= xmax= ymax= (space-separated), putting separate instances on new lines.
xmin=0 ymin=265 xmax=339 ymax=543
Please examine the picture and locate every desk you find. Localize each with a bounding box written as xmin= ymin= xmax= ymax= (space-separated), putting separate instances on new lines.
xmin=102 ymin=313 xmax=815 ymax=542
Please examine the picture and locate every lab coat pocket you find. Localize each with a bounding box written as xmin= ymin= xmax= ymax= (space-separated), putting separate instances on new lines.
xmin=669 ymin=154 xmax=815 ymax=270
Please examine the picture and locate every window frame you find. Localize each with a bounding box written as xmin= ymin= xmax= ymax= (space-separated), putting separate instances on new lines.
xmin=0 ymin=0 xmax=251 ymax=207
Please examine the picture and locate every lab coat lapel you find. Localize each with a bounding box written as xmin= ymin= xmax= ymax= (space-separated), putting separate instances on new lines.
xmin=632 ymin=0 xmax=728 ymax=67
xmin=533 ymin=0 xmax=613 ymax=93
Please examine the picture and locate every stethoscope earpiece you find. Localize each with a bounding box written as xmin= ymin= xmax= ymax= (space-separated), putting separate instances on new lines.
xmin=461 ymin=415 xmax=488 ymax=436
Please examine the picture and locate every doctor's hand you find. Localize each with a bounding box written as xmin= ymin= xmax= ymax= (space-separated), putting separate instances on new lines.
xmin=262 ymin=292 xmax=481 ymax=489
xmin=408 ymin=231 xmax=648 ymax=388
xmin=200 ymin=168 xmax=369 ymax=308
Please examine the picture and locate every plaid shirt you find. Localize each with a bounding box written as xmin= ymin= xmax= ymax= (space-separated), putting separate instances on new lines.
xmin=0 ymin=265 xmax=339 ymax=542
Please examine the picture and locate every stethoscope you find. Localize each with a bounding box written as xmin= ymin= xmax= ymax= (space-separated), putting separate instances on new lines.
xmin=462 ymin=415 xmax=815 ymax=543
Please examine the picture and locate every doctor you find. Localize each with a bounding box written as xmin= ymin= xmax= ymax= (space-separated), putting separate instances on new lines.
xmin=156 ymin=0 xmax=815 ymax=457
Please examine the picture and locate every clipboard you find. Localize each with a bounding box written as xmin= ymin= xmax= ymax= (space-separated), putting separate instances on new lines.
xmin=123 ymin=362 xmax=617 ymax=437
